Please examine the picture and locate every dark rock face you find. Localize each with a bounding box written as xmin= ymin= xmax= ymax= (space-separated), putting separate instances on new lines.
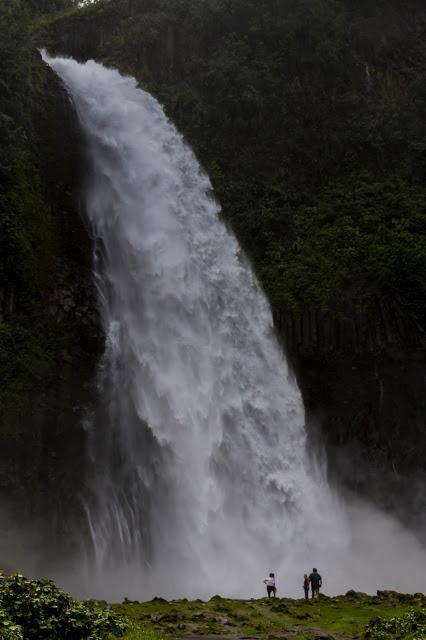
xmin=44 ymin=1 xmax=426 ymax=529
xmin=275 ymin=297 xmax=426 ymax=529
xmin=0 ymin=54 xmax=102 ymax=565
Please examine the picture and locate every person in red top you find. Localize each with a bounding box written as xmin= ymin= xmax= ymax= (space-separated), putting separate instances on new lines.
xmin=303 ymin=574 xmax=310 ymax=600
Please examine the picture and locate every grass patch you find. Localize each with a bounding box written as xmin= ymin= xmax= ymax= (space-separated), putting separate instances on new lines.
xmin=122 ymin=624 xmax=166 ymax=640
xmin=112 ymin=593 xmax=426 ymax=640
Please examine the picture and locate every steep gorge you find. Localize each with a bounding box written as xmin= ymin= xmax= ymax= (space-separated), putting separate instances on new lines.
xmin=40 ymin=49 xmax=426 ymax=598
xmin=0 ymin=1 xmax=102 ymax=567
xmin=0 ymin=0 xmax=425 ymax=575
xmin=43 ymin=0 xmax=426 ymax=524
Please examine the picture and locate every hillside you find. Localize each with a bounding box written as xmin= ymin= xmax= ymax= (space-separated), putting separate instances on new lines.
xmin=44 ymin=0 xmax=426 ymax=518
xmin=1 ymin=573 xmax=426 ymax=640
xmin=0 ymin=0 xmax=101 ymax=557
xmin=0 ymin=0 xmax=425 ymax=558
xmin=114 ymin=591 xmax=426 ymax=640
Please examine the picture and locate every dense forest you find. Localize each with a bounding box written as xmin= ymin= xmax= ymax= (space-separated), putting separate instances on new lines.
xmin=0 ymin=0 xmax=100 ymax=546
xmin=46 ymin=0 xmax=426 ymax=321
xmin=0 ymin=0 xmax=425 ymax=539
xmin=46 ymin=0 xmax=426 ymax=514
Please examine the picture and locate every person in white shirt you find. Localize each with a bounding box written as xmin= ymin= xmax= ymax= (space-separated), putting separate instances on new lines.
xmin=263 ymin=572 xmax=276 ymax=597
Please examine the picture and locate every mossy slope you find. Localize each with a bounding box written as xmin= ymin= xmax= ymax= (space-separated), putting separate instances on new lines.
xmin=44 ymin=0 xmax=426 ymax=520
xmin=0 ymin=0 xmax=102 ymax=559
xmin=114 ymin=592 xmax=426 ymax=640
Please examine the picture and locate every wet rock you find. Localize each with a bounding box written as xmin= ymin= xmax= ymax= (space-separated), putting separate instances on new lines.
xmin=163 ymin=613 xmax=179 ymax=623
xmin=271 ymin=602 xmax=290 ymax=613
xmin=151 ymin=615 xmax=165 ymax=623
xmin=150 ymin=596 xmax=168 ymax=603
xmin=310 ymin=630 xmax=334 ymax=640
xmin=376 ymin=590 xmax=407 ymax=602
xmin=275 ymin=298 xmax=426 ymax=531
xmin=294 ymin=612 xmax=312 ymax=620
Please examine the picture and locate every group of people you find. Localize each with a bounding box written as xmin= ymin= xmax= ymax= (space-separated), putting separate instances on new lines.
xmin=263 ymin=568 xmax=322 ymax=599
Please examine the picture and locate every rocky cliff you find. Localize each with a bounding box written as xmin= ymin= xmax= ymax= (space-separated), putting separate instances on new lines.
xmin=0 ymin=44 xmax=102 ymax=565
xmin=275 ymin=299 xmax=426 ymax=531
xmin=43 ymin=0 xmax=426 ymax=527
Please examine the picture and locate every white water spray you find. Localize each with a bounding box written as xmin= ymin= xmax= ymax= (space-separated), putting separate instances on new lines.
xmin=43 ymin=53 xmax=426 ymax=600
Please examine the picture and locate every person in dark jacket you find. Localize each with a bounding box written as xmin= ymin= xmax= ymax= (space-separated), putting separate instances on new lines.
xmin=303 ymin=574 xmax=310 ymax=599
xmin=309 ymin=568 xmax=322 ymax=598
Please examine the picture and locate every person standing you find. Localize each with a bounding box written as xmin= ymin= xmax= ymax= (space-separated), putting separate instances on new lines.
xmin=309 ymin=568 xmax=322 ymax=598
xmin=264 ymin=573 xmax=277 ymax=597
xmin=303 ymin=574 xmax=310 ymax=599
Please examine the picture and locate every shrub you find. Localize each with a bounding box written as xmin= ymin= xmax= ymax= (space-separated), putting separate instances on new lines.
xmin=365 ymin=608 xmax=426 ymax=640
xmin=0 ymin=573 xmax=127 ymax=640
xmin=0 ymin=607 xmax=23 ymax=640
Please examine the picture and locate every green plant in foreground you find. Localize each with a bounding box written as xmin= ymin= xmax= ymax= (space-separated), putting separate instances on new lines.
xmin=122 ymin=622 xmax=165 ymax=640
xmin=0 ymin=607 xmax=23 ymax=640
xmin=0 ymin=573 xmax=128 ymax=640
xmin=365 ymin=608 xmax=426 ymax=640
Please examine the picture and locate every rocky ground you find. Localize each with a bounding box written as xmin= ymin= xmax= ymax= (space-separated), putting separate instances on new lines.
xmin=111 ymin=591 xmax=426 ymax=640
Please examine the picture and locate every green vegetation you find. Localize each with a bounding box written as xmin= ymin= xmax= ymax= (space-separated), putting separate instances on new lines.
xmin=1 ymin=0 xmax=425 ymax=566
xmin=46 ymin=0 xmax=426 ymax=324
xmin=0 ymin=607 xmax=23 ymax=640
xmin=110 ymin=592 xmax=426 ymax=640
xmin=121 ymin=624 xmax=164 ymax=640
xmin=41 ymin=0 xmax=426 ymax=486
xmin=0 ymin=578 xmax=425 ymax=640
xmin=0 ymin=0 xmax=100 ymax=532
xmin=365 ymin=608 xmax=426 ymax=640
xmin=0 ymin=573 xmax=127 ymax=639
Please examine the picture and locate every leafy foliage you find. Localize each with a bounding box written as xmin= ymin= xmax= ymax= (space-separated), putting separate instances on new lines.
xmin=0 ymin=573 xmax=127 ymax=640
xmin=27 ymin=0 xmax=78 ymax=16
xmin=0 ymin=0 xmax=54 ymax=293
xmin=111 ymin=594 xmax=426 ymax=640
xmin=365 ymin=608 xmax=426 ymax=640
xmin=0 ymin=0 xmax=102 ymax=527
xmin=0 ymin=607 xmax=23 ymax=640
xmin=48 ymin=0 xmax=426 ymax=324
xmin=261 ymin=174 xmax=426 ymax=314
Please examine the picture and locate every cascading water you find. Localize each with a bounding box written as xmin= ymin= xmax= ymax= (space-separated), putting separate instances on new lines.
xmin=43 ymin=53 xmax=426 ymax=600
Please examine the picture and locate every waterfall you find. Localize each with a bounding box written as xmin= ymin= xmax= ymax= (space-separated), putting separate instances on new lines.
xmin=43 ymin=53 xmax=426 ymax=600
